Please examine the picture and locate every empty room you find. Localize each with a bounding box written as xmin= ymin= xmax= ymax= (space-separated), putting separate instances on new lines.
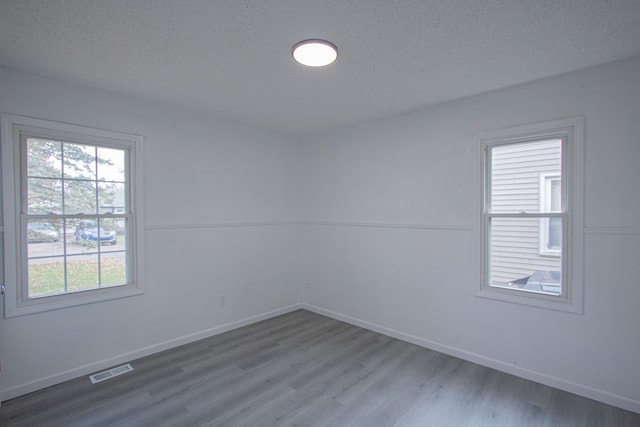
xmin=1 ymin=1 xmax=639 ymax=426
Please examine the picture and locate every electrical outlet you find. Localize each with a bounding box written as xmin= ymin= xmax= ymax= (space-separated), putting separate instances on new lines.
xmin=219 ymin=295 xmax=227 ymax=307
xmin=306 ymin=282 xmax=311 ymax=289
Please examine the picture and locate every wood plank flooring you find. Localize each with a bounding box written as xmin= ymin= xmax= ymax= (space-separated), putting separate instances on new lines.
xmin=1 ymin=309 xmax=638 ymax=426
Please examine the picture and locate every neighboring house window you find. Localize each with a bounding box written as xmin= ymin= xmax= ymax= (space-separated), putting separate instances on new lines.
xmin=539 ymin=174 xmax=561 ymax=256
xmin=1 ymin=114 xmax=145 ymax=317
xmin=477 ymin=118 xmax=584 ymax=313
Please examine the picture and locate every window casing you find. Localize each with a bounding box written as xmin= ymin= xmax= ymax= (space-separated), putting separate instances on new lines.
xmin=2 ymin=114 xmax=145 ymax=317
xmin=477 ymin=118 xmax=583 ymax=313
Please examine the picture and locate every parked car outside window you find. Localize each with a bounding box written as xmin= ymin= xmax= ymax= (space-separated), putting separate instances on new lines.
xmin=74 ymin=220 xmax=117 ymax=245
xmin=27 ymin=222 xmax=60 ymax=243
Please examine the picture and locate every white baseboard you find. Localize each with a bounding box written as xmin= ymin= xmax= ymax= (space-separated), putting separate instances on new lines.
xmin=301 ymin=303 xmax=640 ymax=415
xmin=4 ymin=302 xmax=638 ymax=415
xmin=0 ymin=303 xmax=302 ymax=404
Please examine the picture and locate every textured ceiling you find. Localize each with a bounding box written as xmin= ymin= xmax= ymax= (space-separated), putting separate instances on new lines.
xmin=1 ymin=1 xmax=640 ymax=135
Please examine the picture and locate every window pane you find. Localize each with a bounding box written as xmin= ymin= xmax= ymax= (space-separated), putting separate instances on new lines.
xmin=490 ymin=139 xmax=562 ymax=214
xmin=27 ymin=220 xmax=63 ymax=258
xmin=66 ymin=218 xmax=100 ymax=255
xmin=63 ymin=143 xmax=96 ymax=180
xmin=547 ymin=217 xmax=562 ymax=250
xmin=71 ymin=217 xmax=118 ymax=246
xmin=67 ymin=254 xmax=100 ymax=292
xmin=28 ymin=257 xmax=66 ymax=298
xmin=64 ymin=179 xmax=97 ymax=214
xmin=27 ymin=139 xmax=62 ymax=179
xmin=100 ymin=218 xmax=126 ymax=252
xmin=97 ymin=147 xmax=125 ymax=182
xmin=489 ymin=217 xmax=562 ymax=295
xmin=28 ymin=178 xmax=62 ymax=214
xmin=99 ymin=182 xmax=125 ymax=213
xmin=101 ymin=252 xmax=127 ymax=287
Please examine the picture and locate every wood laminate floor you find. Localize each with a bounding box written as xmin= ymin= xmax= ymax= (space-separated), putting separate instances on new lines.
xmin=1 ymin=309 xmax=638 ymax=426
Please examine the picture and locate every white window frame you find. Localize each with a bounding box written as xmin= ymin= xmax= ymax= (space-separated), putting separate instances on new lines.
xmin=1 ymin=114 xmax=145 ymax=317
xmin=539 ymin=173 xmax=562 ymax=256
xmin=477 ymin=117 xmax=584 ymax=313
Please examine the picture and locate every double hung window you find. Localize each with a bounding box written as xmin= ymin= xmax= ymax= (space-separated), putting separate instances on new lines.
xmin=478 ymin=118 xmax=583 ymax=312
xmin=2 ymin=115 xmax=144 ymax=316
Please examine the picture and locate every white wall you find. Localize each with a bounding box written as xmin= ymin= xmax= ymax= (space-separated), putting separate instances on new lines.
xmin=1 ymin=56 xmax=639 ymax=413
xmin=299 ymin=57 xmax=640 ymax=412
xmin=0 ymin=67 xmax=302 ymax=401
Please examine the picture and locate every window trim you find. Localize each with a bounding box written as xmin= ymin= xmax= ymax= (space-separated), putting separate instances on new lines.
xmin=1 ymin=114 xmax=145 ymax=317
xmin=476 ymin=117 xmax=584 ymax=313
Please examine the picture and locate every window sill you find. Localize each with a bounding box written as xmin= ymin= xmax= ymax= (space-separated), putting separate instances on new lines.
xmin=539 ymin=250 xmax=562 ymax=257
xmin=5 ymin=285 xmax=144 ymax=318
xmin=476 ymin=286 xmax=582 ymax=314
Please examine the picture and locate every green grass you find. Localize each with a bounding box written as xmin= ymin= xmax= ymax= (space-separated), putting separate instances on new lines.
xmin=29 ymin=257 xmax=127 ymax=297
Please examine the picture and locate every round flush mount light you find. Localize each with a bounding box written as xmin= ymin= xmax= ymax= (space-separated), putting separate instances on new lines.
xmin=292 ymin=39 xmax=338 ymax=67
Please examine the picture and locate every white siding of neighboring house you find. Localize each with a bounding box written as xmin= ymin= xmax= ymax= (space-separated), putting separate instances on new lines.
xmin=490 ymin=139 xmax=562 ymax=284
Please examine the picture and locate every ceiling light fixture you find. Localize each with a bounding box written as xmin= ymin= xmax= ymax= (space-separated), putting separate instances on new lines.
xmin=292 ymin=39 xmax=338 ymax=67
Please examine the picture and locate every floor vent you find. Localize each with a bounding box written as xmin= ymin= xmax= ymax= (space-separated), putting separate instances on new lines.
xmin=89 ymin=363 xmax=134 ymax=384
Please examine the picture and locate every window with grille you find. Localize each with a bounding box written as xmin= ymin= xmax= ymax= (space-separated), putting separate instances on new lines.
xmin=2 ymin=114 xmax=145 ymax=317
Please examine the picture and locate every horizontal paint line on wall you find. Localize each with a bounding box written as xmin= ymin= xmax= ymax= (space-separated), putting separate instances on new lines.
xmin=145 ymin=220 xmax=474 ymax=232
xmin=145 ymin=222 xmax=640 ymax=234
xmin=584 ymin=226 xmax=640 ymax=235
xmin=145 ymin=221 xmax=296 ymax=231
xmin=298 ymin=220 xmax=474 ymax=231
